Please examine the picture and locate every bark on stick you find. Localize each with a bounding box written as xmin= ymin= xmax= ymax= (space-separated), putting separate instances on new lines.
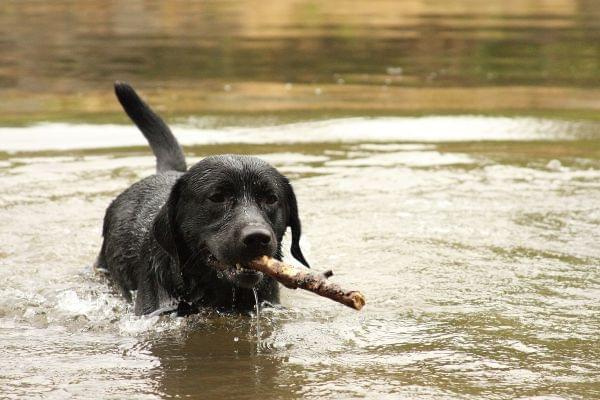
xmin=249 ymin=256 xmax=366 ymax=310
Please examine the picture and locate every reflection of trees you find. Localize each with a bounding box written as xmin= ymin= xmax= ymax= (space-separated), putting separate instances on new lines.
xmin=0 ymin=0 xmax=598 ymax=94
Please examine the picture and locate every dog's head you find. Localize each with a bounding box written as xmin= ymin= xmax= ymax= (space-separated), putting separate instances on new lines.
xmin=152 ymin=155 xmax=309 ymax=289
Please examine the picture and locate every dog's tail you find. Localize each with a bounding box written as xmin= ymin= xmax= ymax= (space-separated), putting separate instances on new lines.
xmin=114 ymin=81 xmax=187 ymax=173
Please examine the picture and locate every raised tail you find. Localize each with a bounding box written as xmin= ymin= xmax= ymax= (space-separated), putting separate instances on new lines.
xmin=114 ymin=81 xmax=187 ymax=173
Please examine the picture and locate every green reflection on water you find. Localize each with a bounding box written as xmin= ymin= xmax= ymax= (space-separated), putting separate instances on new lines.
xmin=1 ymin=0 xmax=600 ymax=125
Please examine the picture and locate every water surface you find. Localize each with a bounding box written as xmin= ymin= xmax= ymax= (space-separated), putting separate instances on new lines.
xmin=2 ymin=0 xmax=600 ymax=123
xmin=1 ymin=1 xmax=600 ymax=399
xmin=0 ymin=117 xmax=599 ymax=399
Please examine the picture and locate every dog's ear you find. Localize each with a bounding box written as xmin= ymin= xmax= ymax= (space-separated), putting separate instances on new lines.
xmin=284 ymin=179 xmax=310 ymax=268
xmin=153 ymin=179 xmax=188 ymax=267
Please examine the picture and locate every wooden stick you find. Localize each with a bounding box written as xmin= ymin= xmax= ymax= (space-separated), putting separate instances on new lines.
xmin=249 ymin=256 xmax=366 ymax=310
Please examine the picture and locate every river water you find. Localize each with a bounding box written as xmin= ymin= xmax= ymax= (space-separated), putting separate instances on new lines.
xmin=1 ymin=1 xmax=600 ymax=399
xmin=0 ymin=117 xmax=599 ymax=399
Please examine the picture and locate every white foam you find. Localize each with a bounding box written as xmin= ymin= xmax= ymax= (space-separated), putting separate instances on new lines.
xmin=55 ymin=290 xmax=97 ymax=315
xmin=0 ymin=116 xmax=595 ymax=152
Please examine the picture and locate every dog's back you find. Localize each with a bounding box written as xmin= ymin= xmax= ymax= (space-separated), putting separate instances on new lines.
xmin=100 ymin=172 xmax=181 ymax=299
xmin=97 ymin=83 xmax=187 ymax=300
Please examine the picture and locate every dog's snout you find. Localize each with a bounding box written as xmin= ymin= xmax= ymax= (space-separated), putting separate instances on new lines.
xmin=241 ymin=227 xmax=272 ymax=248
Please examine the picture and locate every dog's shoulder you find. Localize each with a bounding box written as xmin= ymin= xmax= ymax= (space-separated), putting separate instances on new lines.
xmin=104 ymin=172 xmax=182 ymax=226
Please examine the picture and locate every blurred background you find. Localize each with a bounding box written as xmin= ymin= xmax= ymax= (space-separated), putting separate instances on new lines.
xmin=1 ymin=0 xmax=600 ymax=124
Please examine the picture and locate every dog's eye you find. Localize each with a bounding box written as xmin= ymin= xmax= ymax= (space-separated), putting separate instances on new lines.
xmin=265 ymin=194 xmax=278 ymax=205
xmin=208 ymin=193 xmax=226 ymax=203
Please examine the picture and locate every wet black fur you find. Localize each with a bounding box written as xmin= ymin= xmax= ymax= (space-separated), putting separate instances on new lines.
xmin=97 ymin=82 xmax=309 ymax=316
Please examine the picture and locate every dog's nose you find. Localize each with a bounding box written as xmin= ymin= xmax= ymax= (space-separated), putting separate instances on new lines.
xmin=241 ymin=227 xmax=272 ymax=248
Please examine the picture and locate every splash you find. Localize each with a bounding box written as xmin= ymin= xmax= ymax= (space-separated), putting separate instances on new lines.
xmin=252 ymin=287 xmax=261 ymax=339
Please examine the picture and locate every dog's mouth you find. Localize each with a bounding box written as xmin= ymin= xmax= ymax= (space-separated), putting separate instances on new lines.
xmin=206 ymin=254 xmax=264 ymax=288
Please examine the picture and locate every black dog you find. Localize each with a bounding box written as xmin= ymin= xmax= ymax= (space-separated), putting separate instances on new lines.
xmin=96 ymin=82 xmax=309 ymax=316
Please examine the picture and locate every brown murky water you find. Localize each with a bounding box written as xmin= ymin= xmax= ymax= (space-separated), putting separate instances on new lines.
xmin=1 ymin=118 xmax=599 ymax=399
xmin=1 ymin=1 xmax=600 ymax=399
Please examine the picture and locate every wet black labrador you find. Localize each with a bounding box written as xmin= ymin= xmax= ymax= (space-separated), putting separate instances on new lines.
xmin=96 ymin=82 xmax=309 ymax=316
